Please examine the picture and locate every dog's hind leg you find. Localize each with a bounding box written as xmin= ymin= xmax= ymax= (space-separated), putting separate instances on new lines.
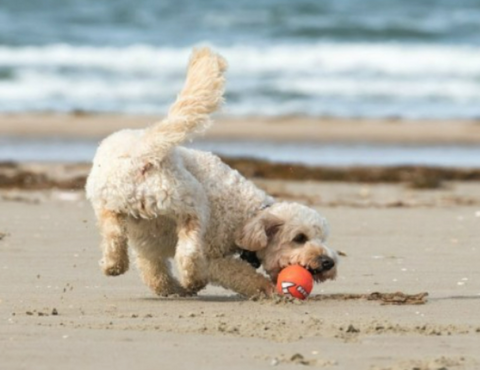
xmin=97 ymin=209 xmax=129 ymax=276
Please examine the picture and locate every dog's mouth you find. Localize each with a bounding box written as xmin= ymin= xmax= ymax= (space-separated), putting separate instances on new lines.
xmin=306 ymin=266 xmax=324 ymax=275
xmin=280 ymin=263 xmax=326 ymax=276
xmin=285 ymin=259 xmax=335 ymax=280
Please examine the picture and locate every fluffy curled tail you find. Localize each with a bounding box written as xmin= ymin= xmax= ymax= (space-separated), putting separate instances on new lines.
xmin=143 ymin=47 xmax=227 ymax=157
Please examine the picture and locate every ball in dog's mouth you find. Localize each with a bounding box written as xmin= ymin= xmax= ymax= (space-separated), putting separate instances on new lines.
xmin=276 ymin=265 xmax=313 ymax=299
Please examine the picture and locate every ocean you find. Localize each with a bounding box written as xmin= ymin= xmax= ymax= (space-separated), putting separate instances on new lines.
xmin=1 ymin=0 xmax=480 ymax=119
xmin=2 ymin=137 xmax=480 ymax=167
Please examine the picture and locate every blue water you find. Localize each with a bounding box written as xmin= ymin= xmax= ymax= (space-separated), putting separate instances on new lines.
xmin=1 ymin=0 xmax=480 ymax=118
xmin=1 ymin=137 xmax=479 ymax=168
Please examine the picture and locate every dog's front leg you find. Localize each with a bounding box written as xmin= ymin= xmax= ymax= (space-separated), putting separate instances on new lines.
xmin=175 ymin=215 xmax=208 ymax=294
xmin=136 ymin=254 xmax=187 ymax=296
xmin=208 ymin=257 xmax=275 ymax=298
xmin=97 ymin=209 xmax=129 ymax=276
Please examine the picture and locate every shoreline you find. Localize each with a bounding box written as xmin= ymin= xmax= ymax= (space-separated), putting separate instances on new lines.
xmin=2 ymin=113 xmax=480 ymax=145
xmin=2 ymin=160 xmax=480 ymax=190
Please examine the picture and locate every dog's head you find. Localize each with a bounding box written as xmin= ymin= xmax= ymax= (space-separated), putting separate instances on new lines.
xmin=236 ymin=202 xmax=338 ymax=284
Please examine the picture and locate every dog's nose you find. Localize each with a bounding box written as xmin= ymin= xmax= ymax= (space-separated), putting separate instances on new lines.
xmin=319 ymin=255 xmax=335 ymax=271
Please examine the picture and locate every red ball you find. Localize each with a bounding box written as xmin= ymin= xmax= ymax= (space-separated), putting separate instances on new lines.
xmin=276 ymin=265 xmax=313 ymax=300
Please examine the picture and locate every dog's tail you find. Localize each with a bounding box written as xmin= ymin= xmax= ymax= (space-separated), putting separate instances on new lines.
xmin=143 ymin=47 xmax=227 ymax=158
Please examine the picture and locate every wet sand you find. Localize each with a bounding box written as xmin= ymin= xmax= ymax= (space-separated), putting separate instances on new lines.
xmin=2 ymin=113 xmax=480 ymax=144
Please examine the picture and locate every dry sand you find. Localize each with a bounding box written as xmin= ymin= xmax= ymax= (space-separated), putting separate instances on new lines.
xmin=1 ymin=181 xmax=479 ymax=370
xmin=1 ymin=114 xmax=480 ymax=369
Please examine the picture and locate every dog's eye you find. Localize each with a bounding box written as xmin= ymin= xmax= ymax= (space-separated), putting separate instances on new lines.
xmin=293 ymin=233 xmax=308 ymax=244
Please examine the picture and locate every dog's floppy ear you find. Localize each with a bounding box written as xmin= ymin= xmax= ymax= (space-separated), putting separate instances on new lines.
xmin=235 ymin=212 xmax=283 ymax=251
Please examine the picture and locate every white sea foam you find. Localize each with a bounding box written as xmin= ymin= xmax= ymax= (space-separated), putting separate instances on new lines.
xmin=2 ymin=43 xmax=478 ymax=76
xmin=0 ymin=44 xmax=190 ymax=73
xmin=1 ymin=43 xmax=480 ymax=117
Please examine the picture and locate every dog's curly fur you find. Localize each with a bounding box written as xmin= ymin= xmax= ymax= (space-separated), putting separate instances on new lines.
xmin=86 ymin=48 xmax=338 ymax=298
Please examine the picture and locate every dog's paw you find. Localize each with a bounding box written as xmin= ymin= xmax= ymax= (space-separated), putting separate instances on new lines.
xmin=180 ymin=276 xmax=208 ymax=295
xmin=176 ymin=253 xmax=208 ymax=293
xmin=246 ymin=279 xmax=276 ymax=300
xmin=178 ymin=262 xmax=208 ymax=293
xmin=100 ymin=258 xmax=129 ymax=276
xmin=258 ymin=281 xmax=276 ymax=298
xmin=153 ymin=283 xmax=196 ymax=298
xmin=158 ymin=290 xmax=198 ymax=298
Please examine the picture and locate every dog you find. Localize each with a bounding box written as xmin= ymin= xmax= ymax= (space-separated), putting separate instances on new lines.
xmin=85 ymin=48 xmax=338 ymax=298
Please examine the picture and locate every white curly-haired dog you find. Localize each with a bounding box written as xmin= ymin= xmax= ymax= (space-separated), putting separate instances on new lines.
xmin=86 ymin=48 xmax=338 ymax=298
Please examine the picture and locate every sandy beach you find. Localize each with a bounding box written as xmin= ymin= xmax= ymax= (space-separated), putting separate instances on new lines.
xmin=2 ymin=0 xmax=480 ymax=367
xmin=1 ymin=114 xmax=480 ymax=370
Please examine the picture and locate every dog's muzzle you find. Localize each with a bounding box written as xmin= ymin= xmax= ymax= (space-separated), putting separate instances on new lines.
xmin=307 ymin=255 xmax=335 ymax=275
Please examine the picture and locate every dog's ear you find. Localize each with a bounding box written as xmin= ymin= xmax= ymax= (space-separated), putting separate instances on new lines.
xmin=235 ymin=212 xmax=283 ymax=251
